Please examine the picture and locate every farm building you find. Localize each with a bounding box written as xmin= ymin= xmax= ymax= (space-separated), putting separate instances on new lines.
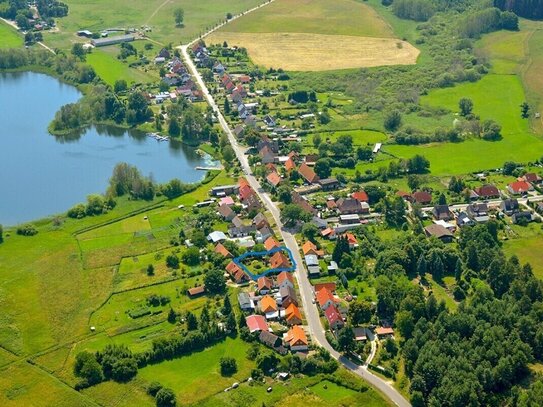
xmin=91 ymin=34 xmax=135 ymax=47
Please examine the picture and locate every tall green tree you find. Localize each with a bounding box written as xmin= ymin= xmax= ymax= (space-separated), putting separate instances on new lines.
xmin=174 ymin=8 xmax=184 ymax=27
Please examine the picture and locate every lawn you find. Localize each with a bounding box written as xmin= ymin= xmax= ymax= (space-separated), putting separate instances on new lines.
xmin=138 ymin=337 xmax=255 ymax=406
xmin=386 ymin=74 xmax=543 ymax=175
xmin=0 ymin=21 xmax=23 ymax=49
xmin=221 ymin=0 xmax=394 ymax=38
xmin=86 ymin=48 xmax=156 ymax=85
xmin=503 ymin=223 xmax=543 ymax=279
xmin=43 ymin=0 xmax=265 ymax=50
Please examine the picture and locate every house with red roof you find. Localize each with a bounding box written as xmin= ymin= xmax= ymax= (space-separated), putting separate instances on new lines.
xmin=474 ymin=184 xmax=500 ymax=199
xmin=351 ymin=191 xmax=369 ymax=202
xmin=245 ymin=315 xmax=268 ymax=333
xmin=343 ymin=233 xmax=359 ymax=249
xmin=226 ymin=261 xmax=249 ymax=284
xmin=412 ymin=191 xmax=432 ymax=205
xmin=266 ymin=171 xmax=282 ymax=188
xmin=507 ymin=180 xmax=533 ymax=195
xmin=285 ymin=157 xmax=296 ymax=172
xmin=314 ymin=282 xmax=336 ymax=294
xmin=324 ymin=305 xmax=344 ymax=330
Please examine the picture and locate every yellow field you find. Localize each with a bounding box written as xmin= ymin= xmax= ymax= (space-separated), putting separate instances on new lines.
xmin=207 ymin=32 xmax=419 ymax=71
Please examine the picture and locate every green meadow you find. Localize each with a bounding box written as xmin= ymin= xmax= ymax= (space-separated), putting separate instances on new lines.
xmin=86 ymin=48 xmax=156 ymax=85
xmin=0 ymin=21 xmax=23 ymax=49
xmin=386 ymin=74 xmax=543 ymax=175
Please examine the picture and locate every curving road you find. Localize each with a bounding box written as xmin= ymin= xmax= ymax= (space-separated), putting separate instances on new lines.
xmin=179 ymin=15 xmax=410 ymax=407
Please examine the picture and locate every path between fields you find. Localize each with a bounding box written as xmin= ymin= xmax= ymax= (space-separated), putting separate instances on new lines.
xmin=145 ymin=0 xmax=172 ymax=26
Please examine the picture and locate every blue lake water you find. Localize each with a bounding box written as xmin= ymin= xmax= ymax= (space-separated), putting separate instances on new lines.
xmin=0 ymin=71 xmax=214 ymax=225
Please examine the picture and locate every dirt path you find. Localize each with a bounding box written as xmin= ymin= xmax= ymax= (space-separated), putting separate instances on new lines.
xmin=145 ymin=0 xmax=172 ymax=25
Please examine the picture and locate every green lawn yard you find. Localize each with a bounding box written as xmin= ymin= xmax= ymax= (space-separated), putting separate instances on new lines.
xmin=0 ymin=21 xmax=23 ymax=49
xmin=86 ymin=48 xmax=156 ymax=85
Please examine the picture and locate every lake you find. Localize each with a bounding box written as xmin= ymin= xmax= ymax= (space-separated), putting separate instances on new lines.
xmin=0 ymin=72 xmax=215 ymax=226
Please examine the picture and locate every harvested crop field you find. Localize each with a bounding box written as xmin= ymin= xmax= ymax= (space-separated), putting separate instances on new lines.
xmin=206 ymin=32 xmax=419 ymax=71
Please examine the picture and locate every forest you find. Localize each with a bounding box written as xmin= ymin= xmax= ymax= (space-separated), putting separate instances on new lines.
xmin=494 ymin=0 xmax=543 ymax=19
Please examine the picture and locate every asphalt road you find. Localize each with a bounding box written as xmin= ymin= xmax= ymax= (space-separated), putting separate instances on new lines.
xmin=181 ymin=38 xmax=411 ymax=407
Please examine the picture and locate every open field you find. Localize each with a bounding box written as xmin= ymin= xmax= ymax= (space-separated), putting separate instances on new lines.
xmin=86 ymin=48 xmax=156 ymax=85
xmin=43 ymin=0 xmax=264 ymax=50
xmin=386 ymin=74 xmax=543 ymax=175
xmin=207 ymin=32 xmax=418 ymax=71
xmin=221 ymin=0 xmax=394 ymax=38
xmin=503 ymin=223 xmax=543 ymax=280
xmin=0 ymin=21 xmax=23 ymax=49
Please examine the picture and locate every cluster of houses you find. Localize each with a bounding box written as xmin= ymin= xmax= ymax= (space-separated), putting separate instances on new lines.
xmin=239 ymin=271 xmax=309 ymax=354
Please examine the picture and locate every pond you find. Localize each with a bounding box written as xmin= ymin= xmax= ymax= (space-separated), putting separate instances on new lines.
xmin=0 ymin=71 xmax=216 ymax=226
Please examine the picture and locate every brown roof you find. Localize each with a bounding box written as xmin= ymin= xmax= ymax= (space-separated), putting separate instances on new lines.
xmin=412 ymin=191 xmax=432 ymax=204
xmin=523 ymin=173 xmax=542 ymax=183
xmin=474 ymin=184 xmax=499 ymax=198
xmin=351 ymin=191 xmax=369 ymax=202
xmin=215 ymin=243 xmax=233 ymax=258
xmin=424 ymin=224 xmax=454 ymax=239
xmin=257 ymin=276 xmax=273 ymax=292
xmin=314 ymin=282 xmax=336 ymax=293
xmin=298 ymin=162 xmax=319 ymax=184
xmin=285 ymin=157 xmax=296 ymax=171
xmin=270 ymin=251 xmax=290 ymax=269
xmin=187 ymin=285 xmax=205 ymax=296
xmin=375 ymin=327 xmax=394 ymax=336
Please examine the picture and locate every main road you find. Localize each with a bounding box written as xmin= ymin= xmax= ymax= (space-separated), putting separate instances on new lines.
xmin=180 ymin=34 xmax=411 ymax=407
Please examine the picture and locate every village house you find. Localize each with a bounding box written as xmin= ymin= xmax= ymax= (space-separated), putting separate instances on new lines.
xmin=318 ymin=178 xmax=340 ymax=191
xmin=432 ymin=204 xmax=452 ymax=221
xmin=260 ymin=295 xmax=279 ymax=319
xmin=456 ymin=211 xmax=475 ymax=228
xmin=507 ymin=180 xmax=533 ymax=195
xmin=214 ymin=243 xmax=233 ymax=258
xmin=305 ymin=254 xmax=319 ymax=269
xmin=266 ymin=171 xmax=282 ymax=188
xmin=279 ymin=285 xmax=298 ymax=308
xmin=259 ymin=331 xmax=286 ymax=354
xmin=284 ymin=157 xmax=296 ymax=172
xmin=277 ymin=271 xmax=294 ymax=289
xmin=245 ymin=315 xmax=268 ymax=333
xmin=270 ymin=251 xmax=290 ymax=269
xmin=256 ymin=226 xmax=273 ymax=243
xmin=302 ymin=240 xmax=324 ymax=257
xmin=321 ymin=227 xmax=336 ymax=240
xmin=257 ymin=276 xmax=274 ymax=295
xmin=263 ymin=114 xmax=276 ymax=127
xmin=291 ymin=191 xmax=317 ymax=215
xmin=210 ymin=184 xmax=239 ymax=197
xmin=336 ymin=198 xmax=369 ymax=215
xmin=298 ymin=162 xmax=320 ymax=184
xmin=339 ymin=214 xmax=360 ymax=225
xmin=253 ymin=213 xmax=269 ymax=229
xmin=228 ymin=225 xmax=256 ymax=238
xmin=512 ymin=211 xmax=533 ymax=224
xmin=316 ymin=287 xmax=336 ymax=311
xmin=466 ymin=202 xmax=490 ymax=223
xmin=343 ymin=233 xmax=359 ymax=249
xmin=238 ymin=292 xmax=254 ymax=311
xmin=424 ymin=224 xmax=454 ymax=243
xmin=473 ymin=184 xmax=500 ymax=199
xmin=259 ymin=145 xmax=277 ymax=164
xmin=375 ymin=327 xmax=395 ymax=339
xmin=227 ymin=261 xmax=250 ymax=284
xmin=522 ymin=172 xmax=542 ymax=185
xmin=351 ymin=191 xmax=369 ymax=203
xmin=231 ymin=215 xmax=243 ymax=229
xmin=412 ymin=191 xmax=433 ymax=205
xmin=314 ymin=282 xmax=337 ymax=294
xmin=219 ymin=196 xmax=235 ymax=206
xmin=500 ymin=198 xmax=520 ymax=215
xmin=264 ymin=236 xmax=281 ymax=251
xmin=285 ymin=303 xmax=302 ymax=325
xmin=218 ymin=204 xmax=236 ymax=221
xmin=207 ymin=231 xmax=227 ymax=243
xmin=324 ymin=305 xmax=344 ymax=330
xmin=285 ymin=325 xmax=308 ymax=352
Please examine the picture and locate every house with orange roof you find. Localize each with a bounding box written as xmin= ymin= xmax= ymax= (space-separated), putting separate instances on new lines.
xmin=285 ymin=303 xmax=302 ymax=326
xmin=270 ymin=251 xmax=290 ymax=270
xmin=375 ymin=326 xmax=395 ymax=338
xmin=343 ymin=233 xmax=359 ymax=249
xmin=266 ymin=171 xmax=282 ymax=188
xmin=285 ymin=325 xmax=308 ymax=351
xmin=277 ymin=271 xmax=294 ymax=289
xmin=302 ymin=240 xmax=324 ymax=257
xmin=316 ymin=287 xmax=336 ymax=311
xmin=214 ymin=243 xmax=233 ymax=258
xmin=285 ymin=157 xmax=296 ymax=172
xmin=264 ymin=236 xmax=281 ymax=251
xmin=239 ymin=178 xmax=250 ymax=189
xmin=321 ymin=227 xmax=336 ymax=239
xmin=314 ymin=282 xmax=337 ymax=294
xmin=260 ymin=295 xmax=278 ymax=319
xmin=298 ymin=162 xmax=319 ymax=184
xmin=256 ymin=276 xmax=273 ymax=294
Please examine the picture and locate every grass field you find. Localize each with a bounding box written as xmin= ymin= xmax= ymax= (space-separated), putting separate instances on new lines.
xmin=207 ymin=32 xmax=418 ymax=71
xmin=503 ymin=223 xmax=543 ymax=279
xmin=386 ymin=74 xmax=543 ymax=175
xmin=208 ymin=0 xmax=417 ymax=71
xmin=221 ymin=0 xmax=394 ymax=38
xmin=0 ymin=21 xmax=23 ymax=49
xmin=43 ymin=0 xmax=265 ymax=50
xmin=86 ymin=48 xmax=156 ymax=85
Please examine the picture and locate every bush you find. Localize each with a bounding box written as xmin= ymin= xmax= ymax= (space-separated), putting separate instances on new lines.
xmin=16 ymin=224 xmax=38 ymax=236
xmin=155 ymin=387 xmax=177 ymax=407
xmin=147 ymin=381 xmax=163 ymax=397
xmin=220 ymin=357 xmax=238 ymax=376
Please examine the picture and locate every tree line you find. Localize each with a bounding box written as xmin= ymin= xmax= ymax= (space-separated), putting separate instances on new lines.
xmin=494 ymin=0 xmax=543 ymax=19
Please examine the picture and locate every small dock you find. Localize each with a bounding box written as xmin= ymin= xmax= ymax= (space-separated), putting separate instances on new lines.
xmin=146 ymin=132 xmax=169 ymax=142
xmin=196 ymin=166 xmax=224 ymax=171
